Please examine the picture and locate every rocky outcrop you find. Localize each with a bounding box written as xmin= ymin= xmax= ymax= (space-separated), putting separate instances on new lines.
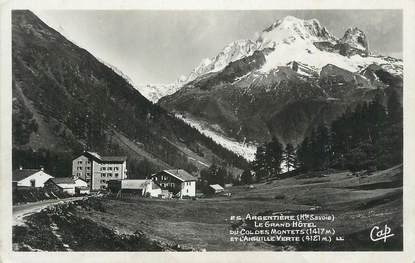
xmin=338 ymin=27 xmax=369 ymax=57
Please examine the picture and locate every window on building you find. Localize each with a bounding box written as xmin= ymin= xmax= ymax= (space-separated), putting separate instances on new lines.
xmin=78 ymin=167 xmax=83 ymax=170
xmin=86 ymin=172 xmax=91 ymax=176
xmin=102 ymin=174 xmax=106 ymax=177
xmin=102 ymin=167 xmax=106 ymax=171
xmin=108 ymin=167 xmax=112 ymax=171
xmin=108 ymin=173 xmax=112 ymax=177
xmin=115 ymin=173 xmax=119 ymax=177
xmin=87 ymin=167 xmax=91 ymax=170
xmin=30 ymin=179 xmax=35 ymax=187
xmin=78 ymin=161 xmax=82 ymax=164
xmin=87 ymin=161 xmax=91 ymax=164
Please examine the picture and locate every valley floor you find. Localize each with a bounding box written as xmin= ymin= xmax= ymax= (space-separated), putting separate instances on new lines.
xmin=12 ymin=165 xmax=403 ymax=251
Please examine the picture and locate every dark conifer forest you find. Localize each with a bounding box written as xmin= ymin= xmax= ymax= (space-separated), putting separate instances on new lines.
xmin=251 ymin=89 xmax=402 ymax=180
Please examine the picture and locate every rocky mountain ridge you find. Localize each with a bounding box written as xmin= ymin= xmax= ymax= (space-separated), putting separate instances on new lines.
xmin=158 ymin=15 xmax=402 ymax=153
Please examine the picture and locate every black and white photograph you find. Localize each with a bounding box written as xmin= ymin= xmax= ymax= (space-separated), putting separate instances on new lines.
xmin=1 ymin=1 xmax=415 ymax=260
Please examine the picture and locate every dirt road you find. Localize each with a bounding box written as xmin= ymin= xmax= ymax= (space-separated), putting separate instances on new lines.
xmin=13 ymin=196 xmax=87 ymax=226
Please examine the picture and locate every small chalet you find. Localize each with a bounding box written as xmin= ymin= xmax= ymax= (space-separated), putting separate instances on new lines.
xmin=152 ymin=169 xmax=197 ymax=198
xmin=12 ymin=168 xmax=53 ymax=188
xmin=108 ymin=179 xmax=161 ymax=197
xmin=209 ymin=184 xmax=225 ymax=194
xmin=44 ymin=177 xmax=76 ymax=195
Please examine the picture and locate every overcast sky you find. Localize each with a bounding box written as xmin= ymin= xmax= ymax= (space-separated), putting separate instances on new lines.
xmin=34 ymin=10 xmax=402 ymax=84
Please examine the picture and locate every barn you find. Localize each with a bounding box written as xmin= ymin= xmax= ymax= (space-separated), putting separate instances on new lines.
xmin=12 ymin=168 xmax=54 ymax=188
xmin=209 ymin=184 xmax=225 ymax=194
xmin=44 ymin=177 xmax=76 ymax=195
xmin=108 ymin=179 xmax=161 ymax=197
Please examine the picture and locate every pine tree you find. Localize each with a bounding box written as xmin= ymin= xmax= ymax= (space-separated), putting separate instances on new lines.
xmin=240 ymin=169 xmax=253 ymax=185
xmin=252 ymin=137 xmax=284 ymax=181
xmin=284 ymin=143 xmax=297 ymax=171
xmin=252 ymin=145 xmax=267 ymax=181
xmin=367 ymin=94 xmax=387 ymax=143
xmin=297 ymin=137 xmax=313 ymax=170
xmin=314 ymin=124 xmax=331 ymax=169
xmin=265 ymin=136 xmax=284 ymax=177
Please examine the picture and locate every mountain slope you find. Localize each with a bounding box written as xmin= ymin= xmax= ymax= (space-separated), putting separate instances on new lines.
xmin=12 ymin=10 xmax=248 ymax=177
xmin=134 ymin=39 xmax=259 ymax=103
xmin=134 ymin=82 xmax=183 ymax=103
xmin=159 ymin=16 xmax=403 ymax=148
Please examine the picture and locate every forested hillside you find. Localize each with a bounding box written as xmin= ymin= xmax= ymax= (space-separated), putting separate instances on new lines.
xmin=12 ymin=10 xmax=248 ymax=178
xmin=247 ymin=89 xmax=402 ymax=182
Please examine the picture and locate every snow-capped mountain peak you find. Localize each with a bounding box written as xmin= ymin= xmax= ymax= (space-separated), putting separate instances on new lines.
xmin=159 ymin=16 xmax=400 ymax=104
xmin=181 ymin=17 xmax=338 ymax=85
xmin=255 ymin=17 xmax=398 ymax=75
xmin=257 ymin=16 xmax=337 ymax=49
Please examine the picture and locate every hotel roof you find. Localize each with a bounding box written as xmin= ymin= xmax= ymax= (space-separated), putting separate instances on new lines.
xmin=162 ymin=169 xmax=197 ymax=182
xmin=82 ymin=151 xmax=127 ymax=163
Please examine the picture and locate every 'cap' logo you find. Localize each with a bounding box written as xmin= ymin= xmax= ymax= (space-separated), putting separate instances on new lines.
xmin=370 ymin=224 xmax=394 ymax=243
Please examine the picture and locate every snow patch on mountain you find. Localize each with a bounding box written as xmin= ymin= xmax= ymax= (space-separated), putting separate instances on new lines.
xmin=259 ymin=39 xmax=391 ymax=74
xmin=378 ymin=60 xmax=403 ymax=76
xmin=176 ymin=113 xmax=257 ymax=161
xmin=287 ymin=61 xmax=319 ymax=77
xmin=135 ymin=83 xmax=182 ymax=103
xmin=184 ymin=39 xmax=258 ymax=83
